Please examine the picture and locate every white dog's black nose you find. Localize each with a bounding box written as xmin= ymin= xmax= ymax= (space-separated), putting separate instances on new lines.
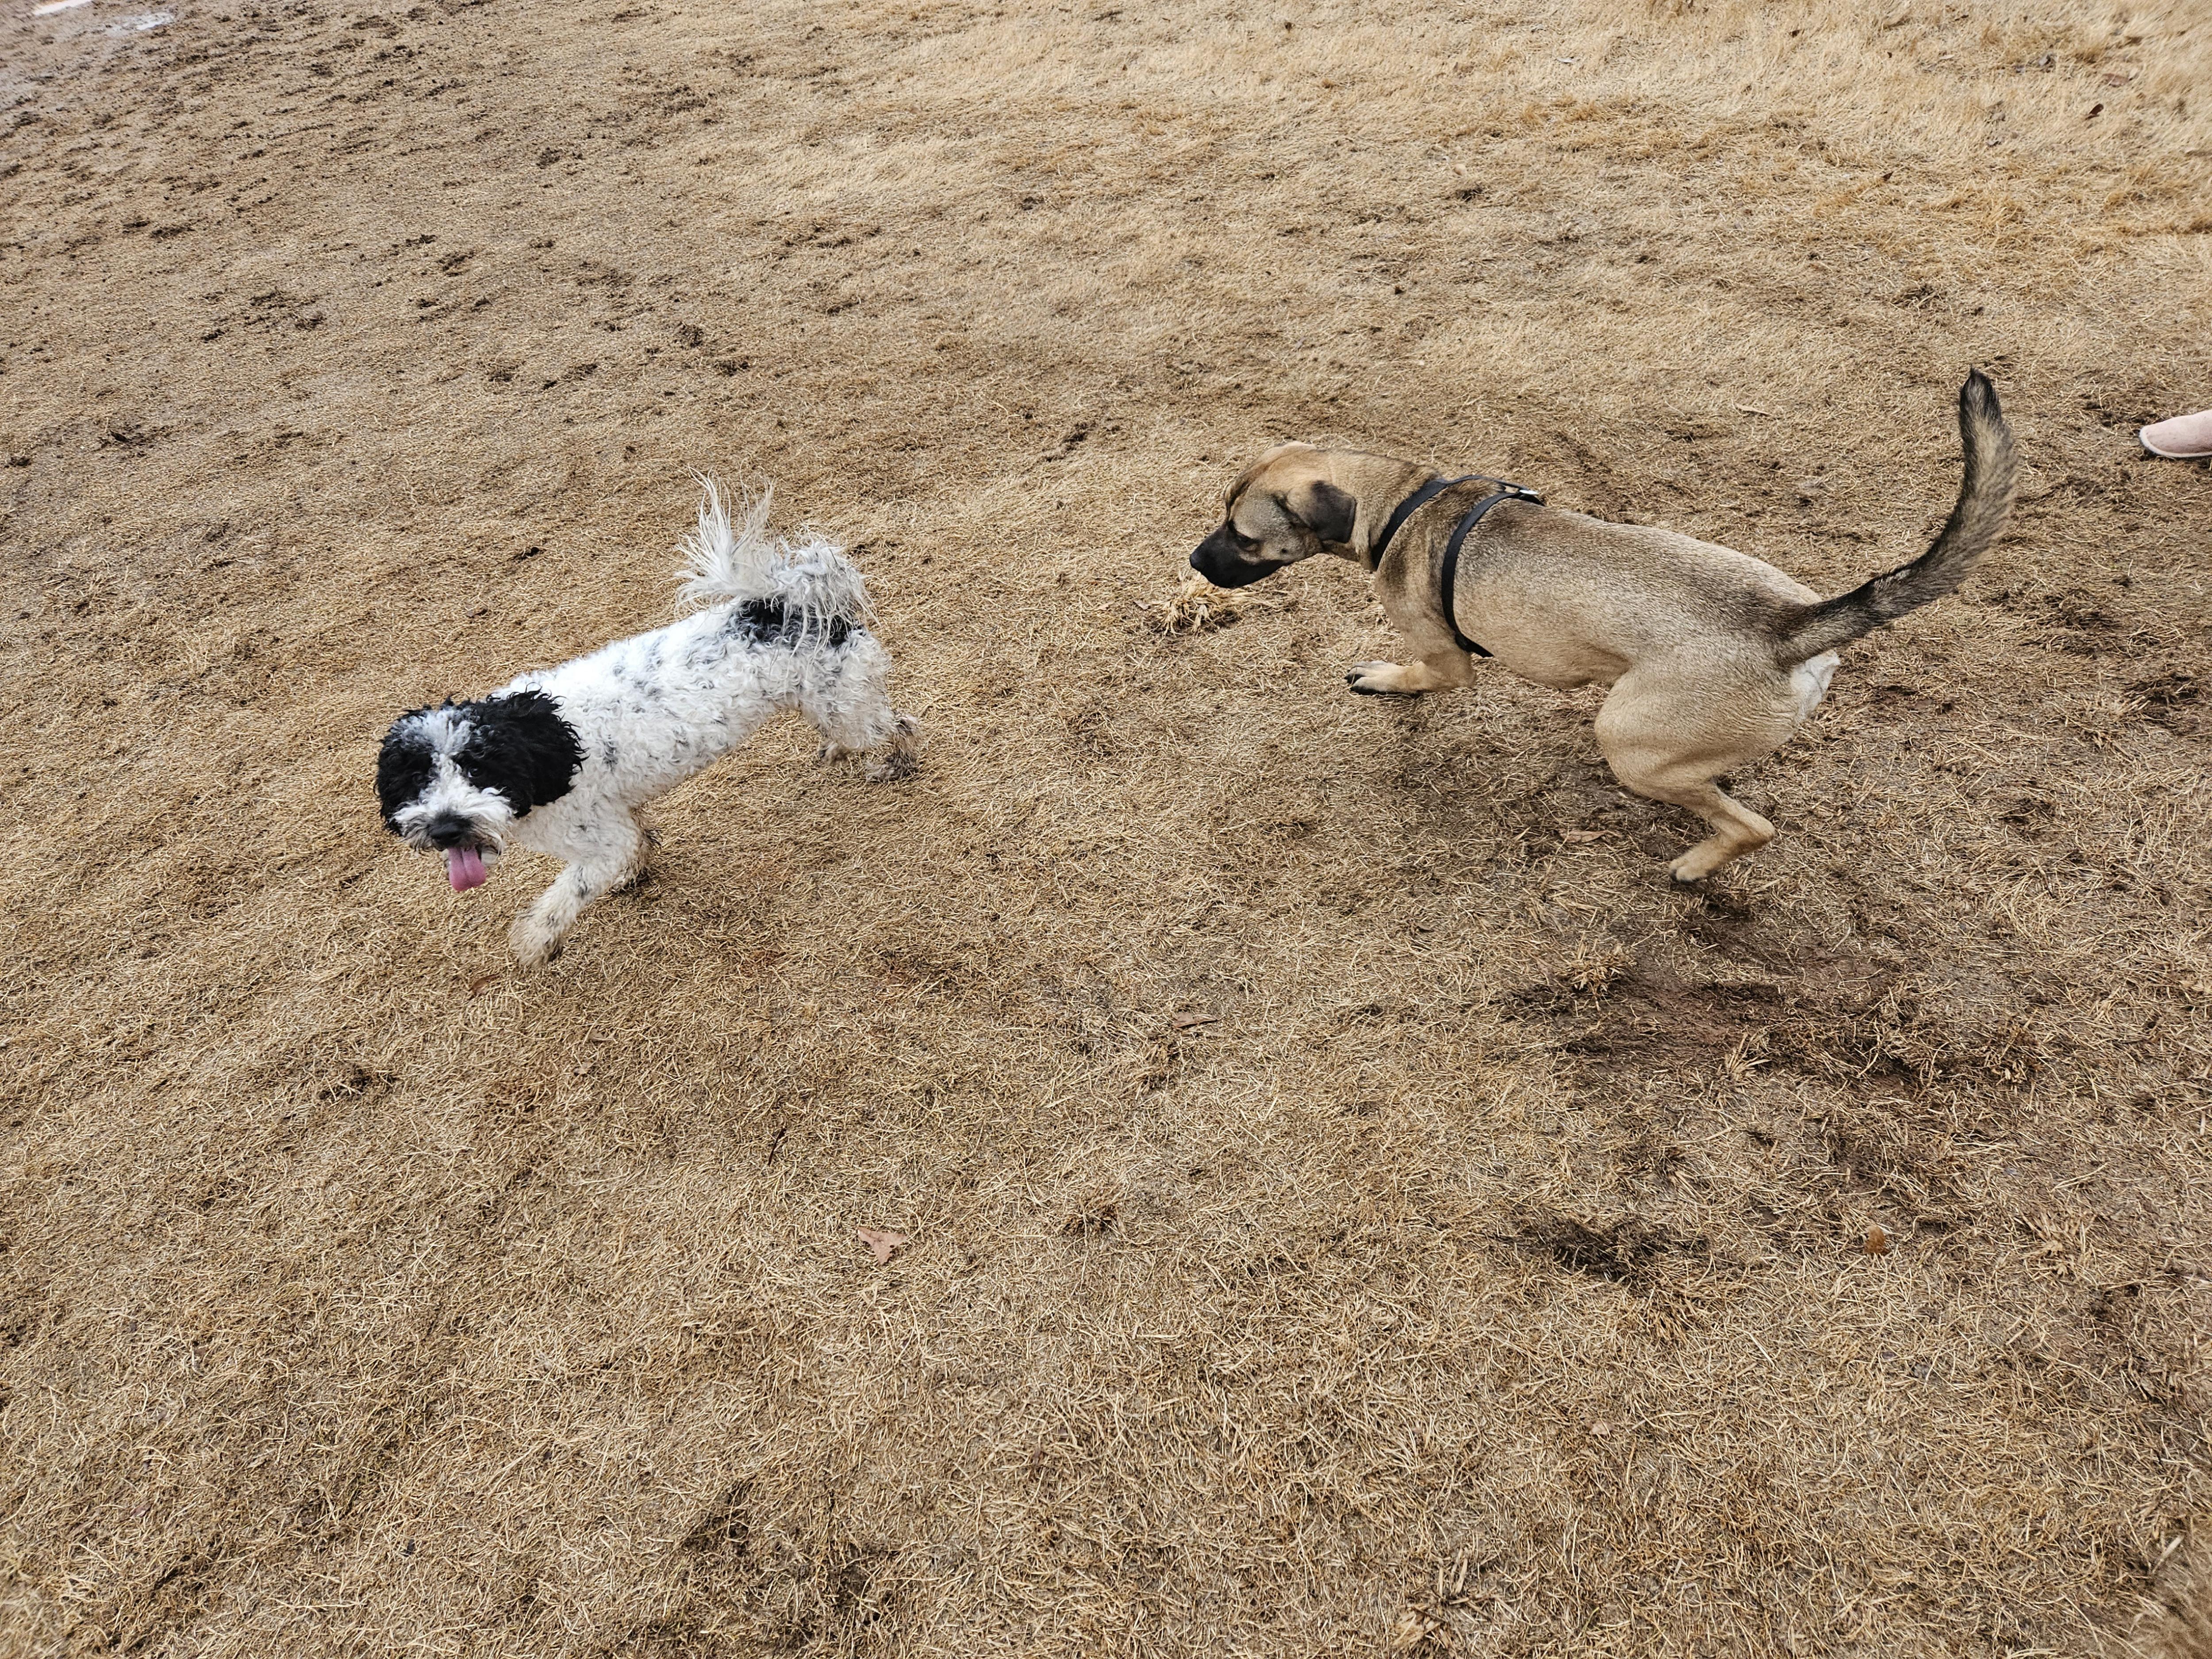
xmin=424 ymin=812 xmax=475 ymax=849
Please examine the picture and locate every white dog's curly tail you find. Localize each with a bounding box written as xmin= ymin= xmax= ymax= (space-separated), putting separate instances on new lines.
xmin=676 ymin=476 xmax=875 ymax=637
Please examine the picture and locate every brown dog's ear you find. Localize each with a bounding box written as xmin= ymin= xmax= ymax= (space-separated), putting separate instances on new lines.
xmin=1288 ymin=480 xmax=1356 ymax=544
xmin=1225 ymin=460 xmax=1270 ymax=510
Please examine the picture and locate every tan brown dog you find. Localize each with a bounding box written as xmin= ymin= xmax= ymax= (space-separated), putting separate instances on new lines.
xmin=1190 ymin=372 xmax=2017 ymax=881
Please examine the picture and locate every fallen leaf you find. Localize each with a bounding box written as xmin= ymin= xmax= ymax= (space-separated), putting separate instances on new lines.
xmin=1171 ymin=1011 xmax=1218 ymax=1031
xmin=1560 ymin=828 xmax=1607 ymax=844
xmin=1734 ymin=402 xmax=1773 ymax=417
xmin=857 ymin=1226 xmax=909 ymax=1264
xmin=1390 ymin=1608 xmax=1441 ymax=1652
xmin=2085 ymin=101 xmax=2103 ymax=119
xmin=1865 ymin=1225 xmax=1893 ymax=1256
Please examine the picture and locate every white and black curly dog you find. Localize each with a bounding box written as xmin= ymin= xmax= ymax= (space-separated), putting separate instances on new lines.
xmin=376 ymin=481 xmax=920 ymax=968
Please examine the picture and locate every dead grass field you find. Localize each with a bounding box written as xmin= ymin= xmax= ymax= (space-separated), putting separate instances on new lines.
xmin=3 ymin=0 xmax=2210 ymax=1652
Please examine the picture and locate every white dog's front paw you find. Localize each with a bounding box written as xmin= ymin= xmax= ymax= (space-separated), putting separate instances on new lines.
xmin=863 ymin=714 xmax=921 ymax=783
xmin=508 ymin=914 xmax=564 ymax=969
xmin=863 ymin=753 xmax=916 ymax=783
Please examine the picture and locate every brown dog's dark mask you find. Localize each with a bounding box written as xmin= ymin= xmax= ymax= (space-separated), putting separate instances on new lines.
xmin=1189 ymin=472 xmax=1357 ymax=588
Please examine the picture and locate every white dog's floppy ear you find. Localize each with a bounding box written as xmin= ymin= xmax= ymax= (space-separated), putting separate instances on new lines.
xmin=463 ymin=691 xmax=584 ymax=814
xmin=1286 ymin=480 xmax=1357 ymax=544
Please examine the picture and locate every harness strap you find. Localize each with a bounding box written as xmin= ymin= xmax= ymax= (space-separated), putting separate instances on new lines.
xmin=1367 ymin=474 xmax=1471 ymax=570
xmin=1438 ymin=482 xmax=1545 ymax=658
xmin=1370 ymin=472 xmax=1547 ymax=658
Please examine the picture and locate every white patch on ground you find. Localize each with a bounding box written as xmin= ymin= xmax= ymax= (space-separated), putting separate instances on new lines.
xmin=112 ymin=10 xmax=174 ymax=28
xmin=31 ymin=0 xmax=96 ymax=15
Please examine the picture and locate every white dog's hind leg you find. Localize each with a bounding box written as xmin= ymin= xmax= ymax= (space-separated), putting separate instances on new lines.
xmin=804 ymin=634 xmax=920 ymax=781
xmin=508 ymin=814 xmax=648 ymax=968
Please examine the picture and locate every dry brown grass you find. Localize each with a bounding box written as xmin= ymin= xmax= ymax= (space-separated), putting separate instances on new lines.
xmin=3 ymin=0 xmax=2209 ymax=1653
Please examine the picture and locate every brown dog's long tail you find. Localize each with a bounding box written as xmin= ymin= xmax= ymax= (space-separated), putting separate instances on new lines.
xmin=1773 ymin=370 xmax=2018 ymax=666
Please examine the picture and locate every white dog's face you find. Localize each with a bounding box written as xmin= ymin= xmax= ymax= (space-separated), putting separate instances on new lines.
xmin=376 ymin=692 xmax=580 ymax=891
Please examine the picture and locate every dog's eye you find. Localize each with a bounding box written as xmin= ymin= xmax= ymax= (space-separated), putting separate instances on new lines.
xmin=1227 ymin=525 xmax=1261 ymax=552
xmin=453 ymin=739 xmax=499 ymax=789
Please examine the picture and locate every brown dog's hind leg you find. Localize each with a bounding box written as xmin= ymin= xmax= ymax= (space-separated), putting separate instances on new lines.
xmin=1595 ymin=673 xmax=1797 ymax=881
xmin=1614 ymin=765 xmax=1776 ymax=882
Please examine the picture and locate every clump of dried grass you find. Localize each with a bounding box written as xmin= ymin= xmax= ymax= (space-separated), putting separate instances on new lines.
xmin=1142 ymin=572 xmax=1265 ymax=635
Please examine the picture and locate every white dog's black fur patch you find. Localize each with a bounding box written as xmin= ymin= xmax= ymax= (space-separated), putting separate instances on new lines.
xmin=376 ymin=480 xmax=919 ymax=967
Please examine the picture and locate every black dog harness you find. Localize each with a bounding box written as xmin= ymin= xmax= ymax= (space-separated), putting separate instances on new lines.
xmin=1368 ymin=473 xmax=1545 ymax=658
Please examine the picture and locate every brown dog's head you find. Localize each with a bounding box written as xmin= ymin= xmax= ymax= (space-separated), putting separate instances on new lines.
xmin=1190 ymin=443 xmax=1359 ymax=588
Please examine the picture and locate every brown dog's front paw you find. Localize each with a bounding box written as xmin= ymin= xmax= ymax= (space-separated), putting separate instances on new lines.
xmin=1345 ymin=661 xmax=1420 ymax=697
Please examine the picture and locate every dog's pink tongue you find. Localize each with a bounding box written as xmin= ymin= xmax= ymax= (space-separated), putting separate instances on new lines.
xmin=446 ymin=847 xmax=488 ymax=892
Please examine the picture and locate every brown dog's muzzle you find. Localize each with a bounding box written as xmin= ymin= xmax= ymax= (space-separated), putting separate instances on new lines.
xmin=1190 ymin=524 xmax=1292 ymax=588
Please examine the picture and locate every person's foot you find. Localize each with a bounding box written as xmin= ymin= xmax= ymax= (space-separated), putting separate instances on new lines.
xmin=2140 ymin=409 xmax=2212 ymax=459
